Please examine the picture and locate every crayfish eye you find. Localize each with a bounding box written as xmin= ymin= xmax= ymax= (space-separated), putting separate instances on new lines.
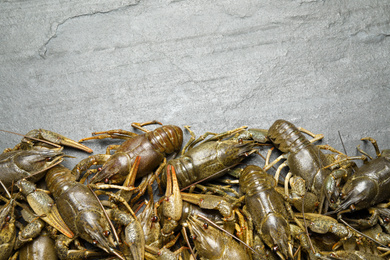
xmin=46 ymin=157 xmax=52 ymax=162
xmin=103 ymin=230 xmax=110 ymax=237
xmin=330 ymin=199 xmax=335 ymax=203
xmin=157 ymin=251 xmax=162 ymax=256
xmin=151 ymin=216 xmax=158 ymax=222
xmin=350 ymin=205 xmax=356 ymax=211
xmin=92 ymin=239 xmax=98 ymax=245
xmin=104 ymin=178 xmax=110 ymax=184
xmin=203 ymin=223 xmax=208 ymax=229
xmin=272 ymin=245 xmax=279 ymax=252
xmin=238 ymin=138 xmax=243 ymax=144
xmin=191 ymin=235 xmax=197 ymax=240
xmin=384 ymin=217 xmax=390 ymax=223
xmin=5 ymin=215 xmax=11 ymax=222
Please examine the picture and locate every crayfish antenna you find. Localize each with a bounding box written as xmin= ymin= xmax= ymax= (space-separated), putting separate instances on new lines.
xmin=87 ymin=185 xmax=120 ymax=245
xmin=338 ymin=217 xmax=390 ymax=249
xmin=196 ymin=214 xmax=257 ymax=255
xmin=0 ymin=180 xmax=11 ymax=199
xmin=182 ymin=226 xmax=197 ymax=259
xmin=26 ymin=157 xmax=64 ymax=181
xmin=180 ymin=164 xmax=239 ymax=192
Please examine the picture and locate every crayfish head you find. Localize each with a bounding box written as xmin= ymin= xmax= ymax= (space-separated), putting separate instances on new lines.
xmin=187 ymin=216 xmax=224 ymax=259
xmin=260 ymin=213 xmax=293 ymax=260
xmin=336 ymin=177 xmax=377 ymax=212
xmin=322 ymin=172 xmax=342 ymax=210
xmin=91 ymin=153 xmax=131 ymax=184
xmin=78 ymin=210 xmax=116 ymax=254
xmin=0 ymin=197 xmax=16 ymax=260
xmin=138 ymin=200 xmax=162 ymax=248
xmin=14 ymin=149 xmax=64 ymax=181
xmin=0 ymin=198 xmax=15 ymax=231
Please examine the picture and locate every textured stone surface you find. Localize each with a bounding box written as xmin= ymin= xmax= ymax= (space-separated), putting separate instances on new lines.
xmin=1 ymin=0 xmax=389 ymax=167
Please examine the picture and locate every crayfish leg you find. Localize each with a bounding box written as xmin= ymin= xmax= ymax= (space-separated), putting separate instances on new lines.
xmin=72 ymin=154 xmax=111 ymax=182
xmin=297 ymin=127 xmax=324 ymax=144
xmin=131 ymin=121 xmax=163 ymax=133
xmin=55 ymin=235 xmax=106 ymax=260
xmin=79 ymin=129 xmax=139 ymax=143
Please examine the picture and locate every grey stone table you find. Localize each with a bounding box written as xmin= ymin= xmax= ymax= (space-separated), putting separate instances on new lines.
xmin=1 ymin=0 xmax=389 ymax=167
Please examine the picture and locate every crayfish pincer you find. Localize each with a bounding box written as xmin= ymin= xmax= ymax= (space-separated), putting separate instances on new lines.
xmin=73 ymin=121 xmax=183 ymax=184
xmin=2 ymin=128 xmax=92 ymax=153
xmin=16 ymin=179 xmax=74 ymax=239
xmin=45 ymin=165 xmax=124 ymax=259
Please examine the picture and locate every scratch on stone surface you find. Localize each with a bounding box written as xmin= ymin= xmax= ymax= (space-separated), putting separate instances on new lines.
xmin=350 ymin=31 xmax=390 ymax=44
xmin=221 ymin=90 xmax=255 ymax=116
xmin=297 ymin=0 xmax=325 ymax=6
xmin=217 ymin=0 xmax=263 ymax=19
xmin=160 ymin=49 xmax=229 ymax=86
xmin=221 ymin=24 xmax=281 ymax=38
xmin=182 ymin=76 xmax=228 ymax=85
xmin=158 ymin=51 xmax=196 ymax=83
xmin=38 ymin=0 xmax=140 ymax=59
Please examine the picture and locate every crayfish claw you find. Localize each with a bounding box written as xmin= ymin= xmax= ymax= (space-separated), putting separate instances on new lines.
xmin=161 ymin=165 xmax=182 ymax=239
xmin=22 ymin=129 xmax=93 ymax=153
xmin=16 ymin=179 xmax=74 ymax=238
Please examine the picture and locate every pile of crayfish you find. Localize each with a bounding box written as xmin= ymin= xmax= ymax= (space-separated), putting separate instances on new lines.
xmin=1 ymin=120 xmax=390 ymax=260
